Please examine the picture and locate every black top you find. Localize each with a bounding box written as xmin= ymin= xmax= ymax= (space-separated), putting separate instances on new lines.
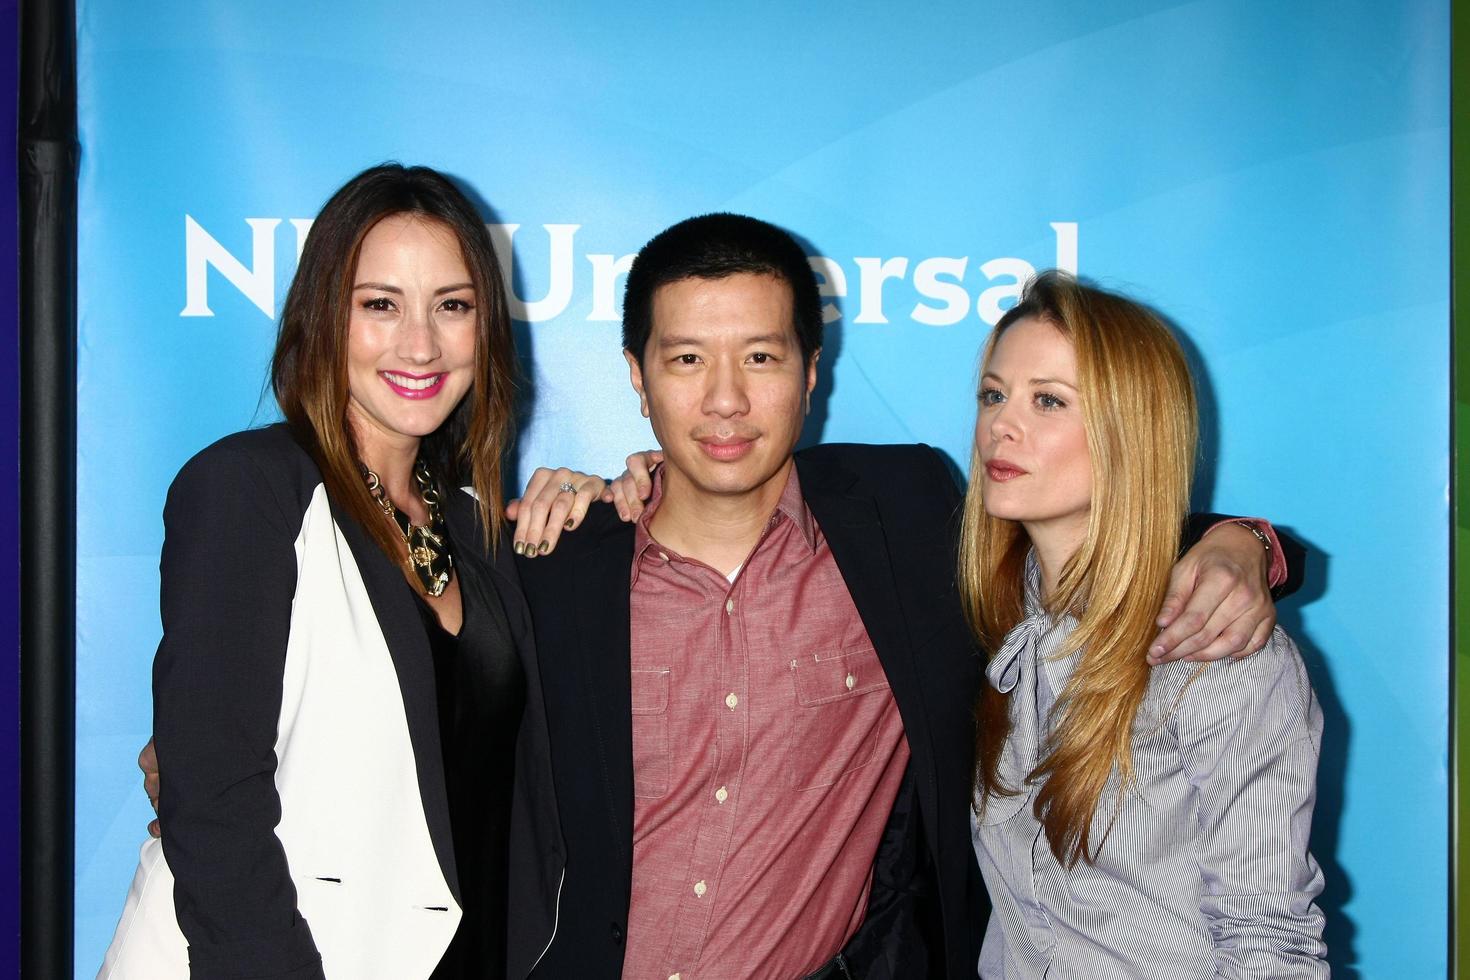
xmin=418 ymin=546 xmax=526 ymax=980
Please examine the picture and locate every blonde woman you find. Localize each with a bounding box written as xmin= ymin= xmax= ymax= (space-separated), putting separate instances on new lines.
xmin=964 ymin=272 xmax=1328 ymax=978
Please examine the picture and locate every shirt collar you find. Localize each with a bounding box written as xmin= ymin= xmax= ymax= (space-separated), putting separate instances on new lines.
xmin=630 ymin=463 xmax=817 ymax=585
xmin=772 ymin=463 xmax=818 ymax=551
xmin=630 ymin=471 xmax=670 ymax=583
xmin=1022 ymin=550 xmax=1045 ymax=618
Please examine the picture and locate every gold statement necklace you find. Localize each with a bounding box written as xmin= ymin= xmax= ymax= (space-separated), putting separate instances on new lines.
xmin=361 ymin=459 xmax=454 ymax=597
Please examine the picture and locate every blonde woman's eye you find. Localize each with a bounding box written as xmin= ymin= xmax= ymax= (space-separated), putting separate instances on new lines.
xmin=1036 ymin=392 xmax=1066 ymax=410
xmin=979 ymin=387 xmax=1004 ymax=406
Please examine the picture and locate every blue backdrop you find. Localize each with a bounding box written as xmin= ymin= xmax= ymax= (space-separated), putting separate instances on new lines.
xmin=73 ymin=2 xmax=1448 ymax=976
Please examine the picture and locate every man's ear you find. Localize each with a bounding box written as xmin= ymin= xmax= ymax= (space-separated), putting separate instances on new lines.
xmin=625 ymin=349 xmax=649 ymax=418
xmin=804 ymin=348 xmax=821 ymax=414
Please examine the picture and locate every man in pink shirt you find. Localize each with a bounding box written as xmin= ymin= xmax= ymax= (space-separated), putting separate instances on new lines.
xmin=514 ymin=214 xmax=1295 ymax=979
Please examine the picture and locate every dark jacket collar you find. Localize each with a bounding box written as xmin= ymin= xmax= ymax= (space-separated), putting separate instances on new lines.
xmin=329 ymin=492 xmax=460 ymax=902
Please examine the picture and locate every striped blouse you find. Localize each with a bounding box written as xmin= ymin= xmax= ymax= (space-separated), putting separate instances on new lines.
xmin=971 ymin=559 xmax=1329 ymax=979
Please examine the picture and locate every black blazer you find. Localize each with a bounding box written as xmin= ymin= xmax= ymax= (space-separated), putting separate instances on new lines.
xmin=517 ymin=443 xmax=984 ymax=978
xmin=110 ymin=425 xmax=562 ymax=980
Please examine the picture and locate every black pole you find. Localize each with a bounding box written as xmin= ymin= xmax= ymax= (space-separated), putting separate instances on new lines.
xmin=18 ymin=0 xmax=77 ymax=974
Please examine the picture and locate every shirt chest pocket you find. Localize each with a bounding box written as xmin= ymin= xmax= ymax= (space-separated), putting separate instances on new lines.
xmin=630 ymin=668 xmax=671 ymax=799
xmin=787 ymin=645 xmax=891 ymax=791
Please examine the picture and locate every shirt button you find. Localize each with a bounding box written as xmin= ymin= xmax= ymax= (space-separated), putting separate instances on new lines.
xmin=725 ymin=692 xmax=738 ymax=709
xmin=725 ymin=597 xmax=734 ymax=614
xmin=693 ymin=880 xmax=707 ymax=897
xmin=669 ymin=975 xmax=682 ymax=980
xmin=715 ymin=786 xmax=728 ymax=803
xmin=845 ymin=673 xmax=856 ymax=690
xmin=658 ymin=551 xmax=669 ymax=562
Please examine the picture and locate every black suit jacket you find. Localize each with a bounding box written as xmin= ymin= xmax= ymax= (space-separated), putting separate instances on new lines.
xmin=518 ymin=444 xmax=984 ymax=978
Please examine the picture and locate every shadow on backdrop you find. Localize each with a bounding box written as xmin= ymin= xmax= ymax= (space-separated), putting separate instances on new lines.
xmin=790 ymin=229 xmax=840 ymax=450
xmin=1172 ymin=314 xmax=1354 ymax=977
xmin=1276 ymin=542 xmax=1353 ymax=977
xmin=450 ymin=175 xmax=534 ymax=498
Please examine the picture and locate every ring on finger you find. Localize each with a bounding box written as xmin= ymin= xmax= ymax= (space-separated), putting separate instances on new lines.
xmin=557 ymin=482 xmax=575 ymax=493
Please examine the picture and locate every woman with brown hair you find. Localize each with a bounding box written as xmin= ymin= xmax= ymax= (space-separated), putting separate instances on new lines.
xmin=101 ymin=164 xmax=589 ymax=979
xmin=964 ymin=272 xmax=1328 ymax=978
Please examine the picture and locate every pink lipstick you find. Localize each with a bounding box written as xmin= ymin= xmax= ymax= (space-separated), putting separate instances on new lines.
xmin=380 ymin=371 xmax=447 ymax=400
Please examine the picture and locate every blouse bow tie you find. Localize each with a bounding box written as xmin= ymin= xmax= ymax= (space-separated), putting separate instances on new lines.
xmin=987 ymin=614 xmax=1048 ymax=694
xmin=975 ymin=611 xmax=1052 ymax=826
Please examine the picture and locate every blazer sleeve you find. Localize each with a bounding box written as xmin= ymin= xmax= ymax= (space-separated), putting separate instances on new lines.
xmin=152 ymin=447 xmax=325 ymax=980
xmin=1173 ymin=630 xmax=1329 ymax=978
xmin=1184 ymin=512 xmax=1306 ymax=600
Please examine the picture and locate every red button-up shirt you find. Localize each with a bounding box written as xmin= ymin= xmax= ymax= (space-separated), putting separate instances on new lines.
xmin=621 ymin=467 xmax=911 ymax=980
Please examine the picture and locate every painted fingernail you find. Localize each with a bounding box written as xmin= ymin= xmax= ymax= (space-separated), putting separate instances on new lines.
xmin=538 ymin=541 xmax=551 ymax=555
xmin=564 ymin=519 xmax=574 ymax=530
xmin=513 ymin=541 xmax=525 ymax=556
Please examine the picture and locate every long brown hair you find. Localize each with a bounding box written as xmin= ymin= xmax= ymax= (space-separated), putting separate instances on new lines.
xmin=271 ymin=164 xmax=517 ymax=581
xmin=961 ymin=271 xmax=1198 ymax=866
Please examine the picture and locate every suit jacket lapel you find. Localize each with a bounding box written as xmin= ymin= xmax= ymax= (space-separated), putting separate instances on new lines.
xmin=331 ymin=497 xmax=459 ymax=902
xmin=796 ymin=454 xmax=921 ymax=700
xmin=795 ymin=453 xmax=937 ymax=831
xmin=476 ymin=511 xmax=535 ymax=646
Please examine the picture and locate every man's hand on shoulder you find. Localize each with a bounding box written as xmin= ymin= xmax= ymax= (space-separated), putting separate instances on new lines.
xmin=1149 ymin=522 xmax=1275 ymax=664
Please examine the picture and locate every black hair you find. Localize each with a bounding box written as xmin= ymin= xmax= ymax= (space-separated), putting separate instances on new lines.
xmin=621 ymin=212 xmax=823 ymax=365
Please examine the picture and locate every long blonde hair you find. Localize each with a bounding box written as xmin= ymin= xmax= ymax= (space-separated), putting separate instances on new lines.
xmin=961 ymin=271 xmax=1198 ymax=866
